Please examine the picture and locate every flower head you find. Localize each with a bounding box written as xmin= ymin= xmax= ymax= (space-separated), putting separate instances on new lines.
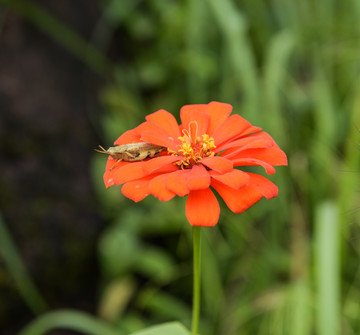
xmin=103 ymin=102 xmax=287 ymax=226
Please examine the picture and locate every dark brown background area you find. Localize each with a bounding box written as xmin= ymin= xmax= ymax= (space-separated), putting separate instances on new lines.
xmin=0 ymin=1 xmax=105 ymax=333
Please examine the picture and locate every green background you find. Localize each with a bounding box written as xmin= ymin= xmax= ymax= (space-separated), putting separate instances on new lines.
xmin=1 ymin=0 xmax=360 ymax=334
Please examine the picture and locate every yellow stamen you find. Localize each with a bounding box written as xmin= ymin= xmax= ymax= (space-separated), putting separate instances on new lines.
xmin=169 ymin=121 xmax=216 ymax=168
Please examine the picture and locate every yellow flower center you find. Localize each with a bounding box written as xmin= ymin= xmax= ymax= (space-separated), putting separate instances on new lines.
xmin=169 ymin=121 xmax=216 ymax=168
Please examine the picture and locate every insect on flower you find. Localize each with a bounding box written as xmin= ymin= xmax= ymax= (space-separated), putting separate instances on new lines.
xmin=100 ymin=101 xmax=288 ymax=227
xmin=96 ymin=143 xmax=167 ymax=166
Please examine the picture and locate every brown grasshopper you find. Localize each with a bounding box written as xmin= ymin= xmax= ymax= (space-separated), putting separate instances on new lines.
xmin=96 ymin=142 xmax=167 ymax=167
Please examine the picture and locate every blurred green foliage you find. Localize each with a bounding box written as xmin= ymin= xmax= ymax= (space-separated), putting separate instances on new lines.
xmin=2 ymin=0 xmax=360 ymax=334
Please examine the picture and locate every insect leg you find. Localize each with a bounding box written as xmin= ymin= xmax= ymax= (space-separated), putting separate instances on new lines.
xmin=109 ymin=159 xmax=123 ymax=171
xmin=125 ymin=152 xmax=136 ymax=159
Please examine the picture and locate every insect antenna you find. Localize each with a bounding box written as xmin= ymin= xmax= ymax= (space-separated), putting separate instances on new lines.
xmin=94 ymin=145 xmax=109 ymax=154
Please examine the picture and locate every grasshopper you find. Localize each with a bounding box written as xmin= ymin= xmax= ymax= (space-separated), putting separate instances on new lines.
xmin=96 ymin=142 xmax=167 ymax=167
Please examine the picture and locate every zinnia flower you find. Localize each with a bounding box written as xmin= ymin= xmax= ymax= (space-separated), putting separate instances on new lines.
xmin=103 ymin=101 xmax=287 ymax=226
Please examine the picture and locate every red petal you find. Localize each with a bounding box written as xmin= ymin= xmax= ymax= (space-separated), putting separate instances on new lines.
xmin=104 ymin=158 xmax=128 ymax=173
xmin=205 ymin=101 xmax=233 ymax=135
xmin=111 ymin=161 xmax=148 ymax=184
xmin=142 ymin=155 xmax=180 ymax=174
xmin=141 ymin=131 xmax=180 ymax=151
xmin=181 ymin=104 xmax=207 ymax=112
xmin=247 ymin=173 xmax=278 ymax=199
xmin=212 ymin=114 xmax=253 ymax=146
xmin=201 ymin=156 xmax=233 ymax=173
xmin=114 ymin=120 xmax=163 ymax=146
xmin=186 ymin=164 xmax=211 ymax=190
xmin=180 ymin=110 xmax=210 ymax=136
xmin=180 ymin=104 xmax=207 ymax=129
xmin=219 ymin=132 xmax=287 ymax=167
xmin=145 ymin=109 xmax=181 ymax=140
xmin=210 ymin=169 xmax=249 ymax=189
xmin=185 ymin=188 xmax=220 ymax=226
xmin=240 ymin=125 xmax=263 ymax=137
xmin=121 ymin=179 xmax=151 ymax=202
xmin=212 ymin=179 xmax=264 ymax=213
xmin=148 ymin=174 xmax=176 ymax=201
xmin=231 ymin=158 xmax=276 ymax=174
xmin=238 ymin=147 xmax=288 ymax=166
xmin=229 ymin=144 xmax=287 ymax=169
xmin=114 ymin=128 xmax=141 ymax=145
xmin=104 ymin=166 xmax=118 ymax=188
xmin=104 ymin=162 xmax=126 ymax=188
xmin=166 ymin=170 xmax=189 ymax=196
xmin=194 ymin=112 xmax=210 ymax=136
xmin=216 ymin=132 xmax=273 ymax=153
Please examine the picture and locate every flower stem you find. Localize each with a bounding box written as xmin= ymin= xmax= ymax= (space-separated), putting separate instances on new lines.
xmin=191 ymin=226 xmax=202 ymax=335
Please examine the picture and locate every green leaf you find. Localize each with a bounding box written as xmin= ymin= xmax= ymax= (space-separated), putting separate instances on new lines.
xmin=135 ymin=246 xmax=176 ymax=283
xmin=98 ymin=278 xmax=136 ymax=321
xmin=138 ymin=289 xmax=191 ymax=321
xmin=18 ymin=310 xmax=119 ymax=335
xmin=130 ymin=322 xmax=190 ymax=335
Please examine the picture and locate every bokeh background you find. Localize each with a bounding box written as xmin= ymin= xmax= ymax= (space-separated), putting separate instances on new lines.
xmin=1 ymin=0 xmax=360 ymax=334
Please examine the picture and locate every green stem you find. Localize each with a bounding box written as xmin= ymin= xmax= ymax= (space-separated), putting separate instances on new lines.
xmin=0 ymin=213 xmax=48 ymax=314
xmin=191 ymin=226 xmax=202 ymax=335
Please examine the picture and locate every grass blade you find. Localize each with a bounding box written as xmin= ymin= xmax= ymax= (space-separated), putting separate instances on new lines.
xmin=314 ymin=202 xmax=341 ymax=335
xmin=206 ymin=0 xmax=259 ymax=117
xmin=0 ymin=213 xmax=48 ymax=314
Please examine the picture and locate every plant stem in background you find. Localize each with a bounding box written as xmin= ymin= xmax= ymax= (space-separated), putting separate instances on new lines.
xmin=0 ymin=213 xmax=48 ymax=314
xmin=191 ymin=226 xmax=202 ymax=335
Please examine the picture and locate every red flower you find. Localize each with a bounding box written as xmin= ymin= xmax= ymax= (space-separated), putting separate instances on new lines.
xmin=103 ymin=101 xmax=287 ymax=226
